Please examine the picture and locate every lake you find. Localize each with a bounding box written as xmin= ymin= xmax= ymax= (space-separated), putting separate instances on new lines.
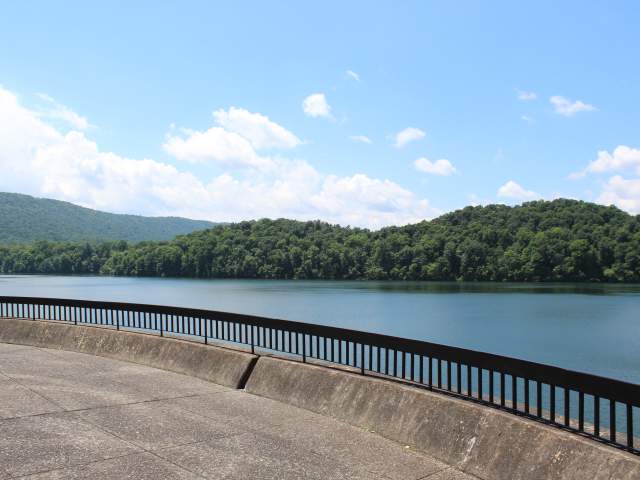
xmin=1 ymin=275 xmax=639 ymax=384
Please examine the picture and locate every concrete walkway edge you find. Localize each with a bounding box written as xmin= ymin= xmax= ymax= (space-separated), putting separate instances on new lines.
xmin=0 ymin=318 xmax=256 ymax=389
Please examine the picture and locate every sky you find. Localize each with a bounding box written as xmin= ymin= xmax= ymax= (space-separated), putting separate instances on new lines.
xmin=1 ymin=1 xmax=639 ymax=228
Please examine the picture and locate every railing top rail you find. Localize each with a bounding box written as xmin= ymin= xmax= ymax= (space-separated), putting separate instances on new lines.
xmin=1 ymin=295 xmax=639 ymax=405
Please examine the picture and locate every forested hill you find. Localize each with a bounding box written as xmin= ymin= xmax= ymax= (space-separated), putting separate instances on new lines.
xmin=1 ymin=199 xmax=639 ymax=282
xmin=0 ymin=192 xmax=215 ymax=243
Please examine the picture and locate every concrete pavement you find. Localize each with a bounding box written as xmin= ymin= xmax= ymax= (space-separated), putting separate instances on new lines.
xmin=0 ymin=342 xmax=476 ymax=479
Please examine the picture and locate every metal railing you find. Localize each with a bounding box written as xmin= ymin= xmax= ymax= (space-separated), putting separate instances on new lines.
xmin=0 ymin=295 xmax=638 ymax=454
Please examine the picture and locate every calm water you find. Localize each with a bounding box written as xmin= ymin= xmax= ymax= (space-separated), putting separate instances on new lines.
xmin=1 ymin=275 xmax=639 ymax=384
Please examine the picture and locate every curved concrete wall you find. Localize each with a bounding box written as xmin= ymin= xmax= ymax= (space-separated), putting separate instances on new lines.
xmin=245 ymin=356 xmax=640 ymax=480
xmin=0 ymin=318 xmax=256 ymax=389
xmin=2 ymin=318 xmax=639 ymax=479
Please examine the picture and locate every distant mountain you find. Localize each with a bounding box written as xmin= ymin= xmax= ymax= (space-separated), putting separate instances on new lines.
xmin=0 ymin=192 xmax=215 ymax=243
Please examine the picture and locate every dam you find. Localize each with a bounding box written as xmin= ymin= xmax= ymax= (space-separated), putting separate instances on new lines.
xmin=0 ymin=296 xmax=638 ymax=479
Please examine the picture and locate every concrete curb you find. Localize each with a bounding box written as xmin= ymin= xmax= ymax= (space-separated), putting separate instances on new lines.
xmin=0 ymin=318 xmax=257 ymax=389
xmin=245 ymin=356 xmax=640 ymax=480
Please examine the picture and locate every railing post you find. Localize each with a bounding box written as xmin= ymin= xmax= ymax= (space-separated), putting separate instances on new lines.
xmin=627 ymin=403 xmax=634 ymax=452
xmin=116 ymin=310 xmax=120 ymax=330
xmin=360 ymin=343 xmax=365 ymax=375
xmin=301 ymin=333 xmax=306 ymax=363
xmin=250 ymin=325 xmax=255 ymax=354
xmin=203 ymin=318 xmax=208 ymax=345
xmin=159 ymin=313 xmax=163 ymax=337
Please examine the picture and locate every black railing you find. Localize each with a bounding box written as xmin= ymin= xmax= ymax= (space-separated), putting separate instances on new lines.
xmin=0 ymin=295 xmax=638 ymax=454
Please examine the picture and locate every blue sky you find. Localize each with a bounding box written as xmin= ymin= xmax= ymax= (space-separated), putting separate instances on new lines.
xmin=1 ymin=1 xmax=639 ymax=227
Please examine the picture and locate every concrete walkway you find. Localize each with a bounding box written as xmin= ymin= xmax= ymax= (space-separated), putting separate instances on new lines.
xmin=0 ymin=342 xmax=476 ymax=480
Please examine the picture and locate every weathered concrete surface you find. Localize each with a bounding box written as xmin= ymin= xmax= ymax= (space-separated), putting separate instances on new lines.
xmin=245 ymin=356 xmax=640 ymax=480
xmin=2 ymin=318 xmax=638 ymax=479
xmin=0 ymin=318 xmax=255 ymax=388
xmin=0 ymin=343 xmax=474 ymax=479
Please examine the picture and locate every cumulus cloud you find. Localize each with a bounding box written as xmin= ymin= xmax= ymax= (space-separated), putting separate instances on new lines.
xmin=550 ymin=95 xmax=596 ymax=116
xmin=310 ymin=174 xmax=437 ymax=227
xmin=350 ymin=135 xmax=372 ymax=144
xmin=414 ymin=157 xmax=457 ymax=176
xmin=517 ymin=90 xmax=537 ymax=101
xmin=164 ymin=106 xmax=301 ymax=169
xmin=598 ymin=175 xmax=640 ymax=214
xmin=497 ymin=180 xmax=541 ymax=200
xmin=163 ymin=126 xmax=274 ymax=170
xmin=394 ymin=127 xmax=425 ymax=148
xmin=0 ymin=85 xmax=437 ymax=229
xmin=570 ymin=146 xmax=640 ymax=213
xmin=302 ymin=93 xmax=332 ymax=118
xmin=346 ymin=70 xmax=360 ymax=82
xmin=0 ymin=88 xmax=203 ymax=214
xmin=36 ymin=93 xmax=92 ymax=130
xmin=212 ymin=107 xmax=300 ymax=150
xmin=571 ymin=145 xmax=640 ymax=179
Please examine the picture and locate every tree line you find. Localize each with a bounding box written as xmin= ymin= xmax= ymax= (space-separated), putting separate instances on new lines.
xmin=1 ymin=199 xmax=639 ymax=282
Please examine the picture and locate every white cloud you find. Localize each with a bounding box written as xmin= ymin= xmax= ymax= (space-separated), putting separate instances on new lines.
xmin=0 ymin=87 xmax=203 ymax=215
xmin=497 ymin=180 xmax=541 ymax=200
xmin=164 ymin=106 xmax=302 ymax=169
xmin=414 ymin=157 xmax=457 ymax=176
xmin=163 ymin=126 xmax=274 ymax=170
xmin=598 ymin=175 xmax=640 ymax=214
xmin=36 ymin=93 xmax=92 ymax=130
xmin=394 ymin=127 xmax=425 ymax=148
xmin=517 ymin=90 xmax=537 ymax=101
xmin=302 ymin=93 xmax=332 ymax=118
xmin=550 ymin=95 xmax=596 ymax=116
xmin=570 ymin=146 xmax=640 ymax=214
xmin=346 ymin=70 xmax=360 ymax=82
xmin=310 ymin=174 xmax=438 ymax=226
xmin=0 ymin=85 xmax=437 ymax=229
xmin=350 ymin=135 xmax=372 ymax=144
xmin=212 ymin=107 xmax=300 ymax=150
xmin=35 ymin=132 xmax=204 ymax=214
xmin=521 ymin=115 xmax=534 ymax=123
xmin=572 ymin=145 xmax=640 ymax=179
